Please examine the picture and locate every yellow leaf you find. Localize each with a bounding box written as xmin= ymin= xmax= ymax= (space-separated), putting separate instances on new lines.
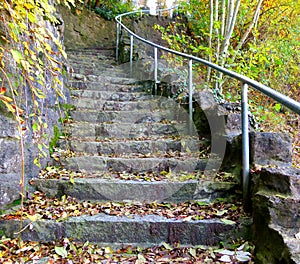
xmin=25 ymin=213 xmax=38 ymax=222
xmin=44 ymin=42 xmax=52 ymax=52
xmin=0 ymin=95 xmax=13 ymax=103
xmin=10 ymin=49 xmax=24 ymax=64
xmin=24 ymin=3 xmax=35 ymax=10
xmin=2 ymin=101 xmax=14 ymax=113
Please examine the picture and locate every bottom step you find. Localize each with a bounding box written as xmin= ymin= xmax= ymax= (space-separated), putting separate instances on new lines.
xmin=0 ymin=192 xmax=251 ymax=247
xmin=0 ymin=213 xmax=250 ymax=246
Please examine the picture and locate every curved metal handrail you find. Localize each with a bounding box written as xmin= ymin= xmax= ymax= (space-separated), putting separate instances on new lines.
xmin=116 ymin=9 xmax=300 ymax=114
xmin=115 ymin=7 xmax=300 ymax=210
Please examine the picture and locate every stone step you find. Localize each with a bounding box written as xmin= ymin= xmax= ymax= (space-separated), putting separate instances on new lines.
xmin=72 ymin=98 xmax=177 ymax=111
xmin=70 ymin=90 xmax=149 ymax=101
xmin=69 ymin=75 xmax=140 ymax=86
xmin=70 ymin=109 xmax=189 ymax=123
xmin=69 ymin=61 xmax=116 ymax=68
xmin=65 ymin=121 xmax=191 ymax=138
xmin=69 ymin=58 xmax=115 ymax=66
xmin=31 ymin=178 xmax=238 ymax=203
xmin=59 ymin=137 xmax=200 ymax=155
xmin=68 ymin=80 xmax=143 ymax=92
xmin=67 ymin=48 xmax=115 ymax=59
xmin=69 ymin=63 xmax=129 ymax=76
xmin=61 ymin=156 xmax=206 ymax=174
xmin=68 ymin=56 xmax=115 ymax=64
xmin=0 ymin=212 xmax=249 ymax=246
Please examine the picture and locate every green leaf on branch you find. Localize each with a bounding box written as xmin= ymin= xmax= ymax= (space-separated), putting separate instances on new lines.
xmin=10 ymin=49 xmax=24 ymax=64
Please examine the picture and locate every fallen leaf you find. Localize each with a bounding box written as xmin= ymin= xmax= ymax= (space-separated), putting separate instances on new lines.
xmin=221 ymin=218 xmax=236 ymax=225
xmin=236 ymin=251 xmax=252 ymax=262
xmin=161 ymin=242 xmax=173 ymax=250
xmin=219 ymin=254 xmax=231 ymax=262
xmin=54 ymin=246 xmax=68 ymax=258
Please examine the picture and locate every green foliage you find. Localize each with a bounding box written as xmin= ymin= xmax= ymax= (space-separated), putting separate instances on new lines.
xmin=83 ymin=0 xmax=133 ymax=20
xmin=154 ymin=0 xmax=299 ymax=128
xmin=95 ymin=1 xmax=132 ymax=20
xmin=49 ymin=125 xmax=62 ymax=155
xmin=58 ymin=103 xmax=75 ymax=124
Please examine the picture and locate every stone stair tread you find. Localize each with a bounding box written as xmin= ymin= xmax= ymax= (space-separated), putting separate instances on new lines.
xmin=68 ymin=81 xmax=143 ymax=92
xmin=69 ymin=75 xmax=140 ymax=84
xmin=62 ymin=134 xmax=199 ymax=142
xmin=70 ymin=90 xmax=149 ymax=101
xmin=71 ymin=98 xmax=179 ymax=111
xmin=0 ymin=192 xmax=249 ymax=245
xmin=66 ymin=49 xmax=115 ymax=60
xmin=69 ymin=111 xmax=190 ymax=125
xmin=58 ymin=137 xmax=201 ymax=155
xmin=64 ymin=121 xmax=192 ymax=138
xmin=61 ymin=155 xmax=207 ymax=173
xmin=70 ymin=66 xmax=128 ymax=77
xmin=64 ymin=150 xmax=200 ymax=159
xmin=31 ymin=178 xmax=239 ymax=203
xmin=0 ymin=212 xmax=248 ymax=246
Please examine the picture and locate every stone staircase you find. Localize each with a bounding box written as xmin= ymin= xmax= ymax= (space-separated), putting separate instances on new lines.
xmin=0 ymin=49 xmax=250 ymax=248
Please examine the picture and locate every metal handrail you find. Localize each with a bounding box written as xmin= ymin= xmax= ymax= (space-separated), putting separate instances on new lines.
xmin=115 ymin=8 xmax=300 ymax=210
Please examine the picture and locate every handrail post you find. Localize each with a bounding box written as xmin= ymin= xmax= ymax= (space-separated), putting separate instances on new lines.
xmin=154 ymin=47 xmax=158 ymax=95
xmin=116 ymin=22 xmax=120 ymax=62
xmin=130 ymin=34 xmax=133 ymax=77
xmin=242 ymin=82 xmax=250 ymax=211
xmin=188 ymin=59 xmax=193 ymax=133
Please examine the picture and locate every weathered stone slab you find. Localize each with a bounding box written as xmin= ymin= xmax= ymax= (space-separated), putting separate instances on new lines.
xmin=250 ymin=132 xmax=293 ymax=167
xmin=253 ymin=192 xmax=300 ymax=229
xmin=68 ymin=81 xmax=143 ymax=92
xmin=0 ymin=173 xmax=21 ymax=209
xmin=259 ymin=167 xmax=300 ymax=197
xmin=66 ymin=121 xmax=189 ymax=138
xmin=0 ymin=219 xmax=66 ymax=242
xmin=60 ymin=137 xmax=200 ymax=155
xmin=0 ymin=214 xmax=250 ymax=246
xmin=0 ymin=138 xmax=21 ymax=174
xmin=73 ymin=99 xmax=171 ymax=111
xmin=252 ymin=192 xmax=300 ymax=264
xmin=31 ymin=178 xmax=238 ymax=203
xmin=71 ymin=90 xmax=149 ymax=100
xmin=0 ymin=115 xmax=18 ymax=138
xmin=62 ymin=156 xmax=206 ymax=174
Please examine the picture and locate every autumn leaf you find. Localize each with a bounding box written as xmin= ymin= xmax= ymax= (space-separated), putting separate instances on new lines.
xmin=54 ymin=246 xmax=68 ymax=258
xmin=0 ymin=87 xmax=6 ymax=94
xmin=0 ymin=95 xmax=13 ymax=103
xmin=10 ymin=49 xmax=24 ymax=64
xmin=12 ymin=105 xmax=24 ymax=115
xmin=221 ymin=218 xmax=236 ymax=225
xmin=23 ymin=3 xmax=35 ymax=10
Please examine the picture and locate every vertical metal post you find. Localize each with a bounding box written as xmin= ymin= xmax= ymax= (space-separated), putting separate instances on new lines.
xmin=242 ymin=83 xmax=250 ymax=211
xmin=188 ymin=59 xmax=193 ymax=132
xmin=116 ymin=23 xmax=120 ymax=62
xmin=154 ymin=47 xmax=158 ymax=95
xmin=130 ymin=34 xmax=133 ymax=77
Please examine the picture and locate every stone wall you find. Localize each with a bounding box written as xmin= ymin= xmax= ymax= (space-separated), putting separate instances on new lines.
xmin=252 ymin=167 xmax=300 ymax=264
xmin=58 ymin=6 xmax=116 ymax=50
xmin=0 ymin=113 xmax=22 ymax=208
xmin=0 ymin=10 xmax=68 ymax=210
